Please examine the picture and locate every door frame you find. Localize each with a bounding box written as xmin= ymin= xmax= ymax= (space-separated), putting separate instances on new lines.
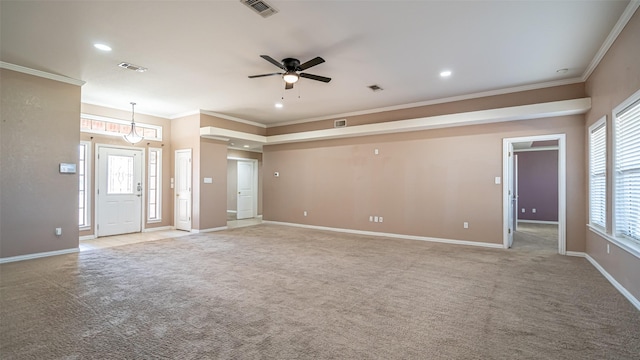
xmin=94 ymin=144 xmax=146 ymax=238
xmin=228 ymin=157 xmax=258 ymax=219
xmin=502 ymin=134 xmax=566 ymax=254
xmin=174 ymin=149 xmax=193 ymax=231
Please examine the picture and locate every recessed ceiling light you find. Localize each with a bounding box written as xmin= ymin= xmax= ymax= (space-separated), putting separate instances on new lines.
xmin=94 ymin=43 xmax=112 ymax=51
xmin=275 ymin=103 xmax=283 ymax=108
xmin=440 ymin=70 xmax=452 ymax=77
xmin=556 ymin=68 xmax=569 ymax=74
xmin=243 ymin=145 xmax=250 ymax=148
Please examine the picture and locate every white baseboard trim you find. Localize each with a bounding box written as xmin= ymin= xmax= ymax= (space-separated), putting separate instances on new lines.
xmin=79 ymin=235 xmax=96 ymax=241
xmin=565 ymin=251 xmax=586 ymax=257
xmin=0 ymin=248 xmax=79 ymax=264
xmin=263 ymin=221 xmax=503 ymax=249
xmin=517 ymin=220 xmax=559 ymax=225
xmin=191 ymin=226 xmax=228 ymax=234
xmin=143 ymin=226 xmax=173 ymax=233
xmin=584 ymin=254 xmax=640 ymax=311
xmin=227 ymin=210 xmax=237 ymax=214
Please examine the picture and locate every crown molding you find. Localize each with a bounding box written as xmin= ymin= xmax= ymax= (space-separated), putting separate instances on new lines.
xmin=1 ymin=62 xmax=85 ymax=86
xmin=581 ymin=0 xmax=640 ymax=82
xmin=267 ymin=77 xmax=584 ymax=128
xmin=200 ymin=110 xmax=267 ymax=128
xmin=201 ymin=98 xmax=591 ymax=147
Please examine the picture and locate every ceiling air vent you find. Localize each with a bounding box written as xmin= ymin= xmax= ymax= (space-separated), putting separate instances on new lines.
xmin=241 ymin=0 xmax=278 ymax=18
xmin=334 ymin=119 xmax=347 ymax=128
xmin=368 ymin=84 xmax=383 ymax=92
xmin=118 ymin=62 xmax=147 ymax=73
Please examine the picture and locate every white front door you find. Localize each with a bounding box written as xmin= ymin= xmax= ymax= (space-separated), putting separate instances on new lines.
xmin=236 ymin=160 xmax=255 ymax=220
xmin=175 ymin=149 xmax=192 ymax=231
xmin=97 ymin=146 xmax=143 ymax=237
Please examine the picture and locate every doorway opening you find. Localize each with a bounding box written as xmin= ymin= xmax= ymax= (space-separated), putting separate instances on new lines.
xmin=227 ymin=157 xmax=260 ymax=228
xmin=502 ymin=134 xmax=566 ymax=254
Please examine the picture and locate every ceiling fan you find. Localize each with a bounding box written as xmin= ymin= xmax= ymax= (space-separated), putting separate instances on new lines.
xmin=248 ymin=55 xmax=331 ymax=90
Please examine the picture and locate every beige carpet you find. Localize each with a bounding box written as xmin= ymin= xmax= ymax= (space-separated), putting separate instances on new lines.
xmin=1 ymin=224 xmax=639 ymax=359
xmin=513 ymin=222 xmax=559 ymax=254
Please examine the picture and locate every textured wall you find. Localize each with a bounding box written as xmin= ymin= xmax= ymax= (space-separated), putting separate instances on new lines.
xmin=264 ymin=115 xmax=585 ymax=251
xmin=585 ymin=8 xmax=640 ymax=301
xmin=227 ymin=160 xmax=238 ymax=211
xmin=1 ymin=69 xmax=81 ymax=258
xmin=199 ymin=139 xmax=228 ymax=230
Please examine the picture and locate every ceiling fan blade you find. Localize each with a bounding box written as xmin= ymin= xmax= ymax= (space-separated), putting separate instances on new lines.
xmin=300 ymin=73 xmax=331 ymax=83
xmin=260 ymin=55 xmax=285 ymax=70
xmin=297 ymin=57 xmax=325 ymax=71
xmin=248 ymin=72 xmax=283 ymax=79
xmin=285 ymin=82 xmax=294 ymax=90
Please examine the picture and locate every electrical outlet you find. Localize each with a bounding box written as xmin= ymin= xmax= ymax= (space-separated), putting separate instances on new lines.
xmin=379 ymin=216 xmax=383 ymax=223
xmin=303 ymin=211 xmax=307 ymax=217
xmin=374 ymin=216 xmax=379 ymax=223
xmin=532 ymin=208 xmax=536 ymax=213
xmin=55 ymin=228 xmax=62 ymax=236
xmin=521 ymin=208 xmax=525 ymax=213
xmin=463 ymin=222 xmax=469 ymax=229
xmin=369 ymin=216 xmax=373 ymax=222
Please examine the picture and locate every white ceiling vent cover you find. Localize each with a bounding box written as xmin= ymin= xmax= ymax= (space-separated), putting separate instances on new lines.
xmin=118 ymin=62 xmax=147 ymax=73
xmin=241 ymin=0 xmax=278 ymax=18
xmin=334 ymin=119 xmax=347 ymax=128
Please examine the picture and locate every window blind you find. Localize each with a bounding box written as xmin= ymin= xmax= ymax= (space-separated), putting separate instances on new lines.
xmin=615 ymin=98 xmax=640 ymax=244
xmin=589 ymin=120 xmax=606 ymax=229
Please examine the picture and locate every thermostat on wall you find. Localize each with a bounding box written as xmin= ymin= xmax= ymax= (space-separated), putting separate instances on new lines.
xmin=59 ymin=163 xmax=76 ymax=174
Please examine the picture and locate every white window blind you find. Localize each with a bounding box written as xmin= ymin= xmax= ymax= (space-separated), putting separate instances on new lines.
xmin=589 ymin=119 xmax=606 ymax=229
xmin=614 ymin=97 xmax=640 ymax=245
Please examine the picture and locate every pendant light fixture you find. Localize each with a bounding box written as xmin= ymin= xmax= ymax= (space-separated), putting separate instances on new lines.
xmin=123 ymin=102 xmax=143 ymax=145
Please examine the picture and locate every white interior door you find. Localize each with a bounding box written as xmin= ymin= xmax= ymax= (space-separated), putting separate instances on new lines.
xmin=507 ymin=143 xmax=515 ymax=248
xmin=236 ymin=160 xmax=255 ymax=220
xmin=175 ymin=149 xmax=192 ymax=231
xmin=97 ymin=146 xmax=143 ymax=237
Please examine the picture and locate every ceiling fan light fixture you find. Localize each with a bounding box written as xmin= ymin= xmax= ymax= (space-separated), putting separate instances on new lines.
xmin=283 ymin=71 xmax=299 ymax=84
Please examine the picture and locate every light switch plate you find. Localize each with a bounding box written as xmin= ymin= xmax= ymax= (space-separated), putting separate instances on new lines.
xmin=203 ymin=177 xmax=213 ymax=184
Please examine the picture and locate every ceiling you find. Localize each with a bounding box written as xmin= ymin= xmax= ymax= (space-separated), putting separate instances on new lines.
xmin=0 ymin=1 xmax=633 ymax=126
